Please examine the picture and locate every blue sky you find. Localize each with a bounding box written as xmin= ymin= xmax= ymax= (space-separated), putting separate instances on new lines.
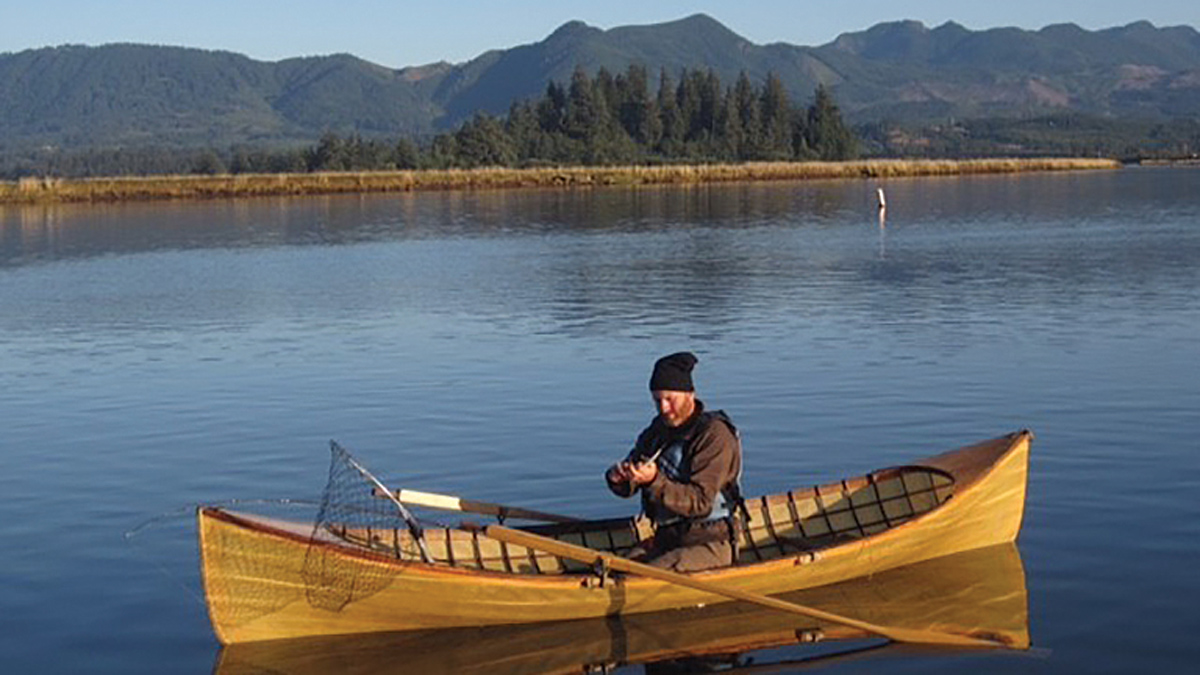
xmin=4 ymin=1 xmax=1196 ymax=68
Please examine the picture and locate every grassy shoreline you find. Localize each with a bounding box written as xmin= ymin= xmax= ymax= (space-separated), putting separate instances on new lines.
xmin=0 ymin=158 xmax=1121 ymax=205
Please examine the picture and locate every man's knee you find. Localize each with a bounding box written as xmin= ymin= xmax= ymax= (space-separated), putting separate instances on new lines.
xmin=646 ymin=540 xmax=732 ymax=573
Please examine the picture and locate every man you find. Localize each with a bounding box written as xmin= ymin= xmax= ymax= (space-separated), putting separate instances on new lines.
xmin=606 ymin=352 xmax=744 ymax=572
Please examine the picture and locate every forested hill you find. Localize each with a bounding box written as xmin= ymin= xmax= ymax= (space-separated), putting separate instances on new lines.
xmin=2 ymin=14 xmax=1199 ymax=153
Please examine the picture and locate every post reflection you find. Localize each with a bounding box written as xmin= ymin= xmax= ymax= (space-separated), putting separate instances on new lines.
xmin=878 ymin=192 xmax=888 ymax=260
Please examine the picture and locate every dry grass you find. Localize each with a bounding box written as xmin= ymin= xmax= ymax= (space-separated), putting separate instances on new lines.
xmin=0 ymin=158 xmax=1121 ymax=205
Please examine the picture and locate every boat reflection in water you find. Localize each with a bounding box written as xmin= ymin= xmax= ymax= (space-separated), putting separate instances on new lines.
xmin=215 ymin=542 xmax=1029 ymax=674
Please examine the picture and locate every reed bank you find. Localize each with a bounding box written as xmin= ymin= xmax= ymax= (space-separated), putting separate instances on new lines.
xmin=0 ymin=158 xmax=1122 ymax=205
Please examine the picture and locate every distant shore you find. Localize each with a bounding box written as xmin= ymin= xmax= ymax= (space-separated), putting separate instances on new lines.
xmin=0 ymin=158 xmax=1121 ymax=205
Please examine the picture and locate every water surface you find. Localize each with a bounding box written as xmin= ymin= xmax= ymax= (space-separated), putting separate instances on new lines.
xmin=1 ymin=167 xmax=1198 ymax=672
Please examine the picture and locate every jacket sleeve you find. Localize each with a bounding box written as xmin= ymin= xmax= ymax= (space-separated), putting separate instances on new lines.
xmin=644 ymin=422 xmax=739 ymax=518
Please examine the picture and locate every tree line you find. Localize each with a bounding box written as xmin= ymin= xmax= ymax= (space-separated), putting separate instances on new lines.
xmin=15 ymin=64 xmax=1195 ymax=180
xmin=241 ymin=65 xmax=858 ymax=173
xmin=2 ymin=66 xmax=858 ymax=179
xmin=858 ymin=114 xmax=1200 ymax=161
xmin=423 ymin=65 xmax=858 ymax=169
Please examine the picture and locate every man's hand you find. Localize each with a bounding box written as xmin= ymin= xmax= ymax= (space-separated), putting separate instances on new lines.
xmin=608 ymin=460 xmax=658 ymax=486
xmin=608 ymin=462 xmax=633 ymax=483
xmin=628 ymin=460 xmax=658 ymax=485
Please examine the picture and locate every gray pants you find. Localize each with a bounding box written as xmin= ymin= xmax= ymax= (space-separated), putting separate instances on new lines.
xmin=645 ymin=537 xmax=734 ymax=572
xmin=635 ymin=518 xmax=736 ymax=572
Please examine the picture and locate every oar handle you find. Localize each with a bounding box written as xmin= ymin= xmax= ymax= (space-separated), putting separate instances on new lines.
xmin=372 ymin=488 xmax=581 ymax=523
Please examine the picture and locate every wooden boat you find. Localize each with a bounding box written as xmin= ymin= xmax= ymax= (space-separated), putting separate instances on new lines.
xmin=215 ymin=543 xmax=1030 ymax=674
xmin=199 ymin=430 xmax=1031 ymax=644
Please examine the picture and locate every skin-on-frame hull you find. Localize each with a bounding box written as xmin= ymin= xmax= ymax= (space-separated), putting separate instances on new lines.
xmin=199 ymin=431 xmax=1031 ymax=644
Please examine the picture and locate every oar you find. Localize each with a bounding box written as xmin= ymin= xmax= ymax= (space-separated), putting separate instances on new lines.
xmin=483 ymin=524 xmax=1007 ymax=649
xmin=373 ymin=488 xmax=581 ymax=524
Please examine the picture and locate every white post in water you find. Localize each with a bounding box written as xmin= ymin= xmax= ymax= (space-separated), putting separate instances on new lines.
xmin=876 ymin=186 xmax=888 ymax=258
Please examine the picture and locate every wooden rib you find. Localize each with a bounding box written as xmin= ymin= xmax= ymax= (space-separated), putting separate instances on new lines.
xmin=900 ymin=470 xmax=922 ymax=516
xmin=820 ymin=480 xmax=859 ymax=538
xmin=793 ymin=493 xmax=821 ymax=537
xmin=470 ymin=530 xmax=484 ymax=569
xmin=768 ymin=509 xmax=796 ymax=556
xmin=903 ymin=470 xmax=934 ymax=494
xmin=849 ymin=479 xmax=888 ymax=534
xmin=842 ymin=481 xmax=866 ymax=538
xmin=498 ymin=539 xmax=513 ymax=573
xmin=875 ymin=471 xmax=914 ymax=523
xmin=609 ymin=523 xmax=634 ymax=554
xmin=817 ymin=484 xmax=841 ymax=539
xmin=758 ymin=496 xmax=782 ymax=556
xmin=604 ymin=527 xmax=617 ymax=554
xmin=868 ymin=474 xmax=894 ymax=528
xmin=786 ymin=489 xmax=807 ymax=541
xmin=743 ymin=498 xmax=767 ymax=561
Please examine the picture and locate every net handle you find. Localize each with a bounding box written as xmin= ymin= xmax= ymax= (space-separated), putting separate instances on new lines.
xmin=332 ymin=441 xmax=434 ymax=563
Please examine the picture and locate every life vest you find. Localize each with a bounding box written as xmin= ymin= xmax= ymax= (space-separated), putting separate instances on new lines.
xmin=646 ymin=410 xmax=745 ymax=527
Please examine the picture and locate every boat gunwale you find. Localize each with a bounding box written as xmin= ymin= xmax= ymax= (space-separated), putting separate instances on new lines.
xmin=199 ymin=430 xmax=1030 ymax=586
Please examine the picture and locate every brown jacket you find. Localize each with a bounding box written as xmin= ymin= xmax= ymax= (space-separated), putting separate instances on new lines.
xmin=606 ymin=400 xmax=742 ymax=527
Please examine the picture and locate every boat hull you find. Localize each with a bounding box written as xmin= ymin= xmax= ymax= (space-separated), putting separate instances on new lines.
xmin=215 ymin=542 xmax=1029 ymax=674
xmin=199 ymin=431 xmax=1031 ymax=644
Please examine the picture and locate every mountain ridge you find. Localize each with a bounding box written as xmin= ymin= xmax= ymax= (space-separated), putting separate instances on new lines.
xmin=1 ymin=15 xmax=1197 ymax=152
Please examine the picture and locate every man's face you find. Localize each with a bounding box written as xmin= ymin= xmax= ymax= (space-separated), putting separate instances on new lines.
xmin=653 ymin=390 xmax=696 ymax=427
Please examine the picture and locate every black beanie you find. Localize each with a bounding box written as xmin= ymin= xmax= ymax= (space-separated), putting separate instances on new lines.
xmin=649 ymin=352 xmax=698 ymax=392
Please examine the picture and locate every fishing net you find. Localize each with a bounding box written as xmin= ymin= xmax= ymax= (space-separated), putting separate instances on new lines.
xmin=199 ymin=443 xmax=434 ymax=633
xmin=200 ymin=442 xmax=631 ymax=635
xmin=300 ymin=441 xmax=431 ymax=611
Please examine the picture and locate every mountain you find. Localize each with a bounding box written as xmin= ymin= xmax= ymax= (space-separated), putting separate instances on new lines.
xmin=816 ymin=19 xmax=1200 ymax=121
xmin=1 ymin=14 xmax=1198 ymax=152
xmin=0 ymin=44 xmax=433 ymax=151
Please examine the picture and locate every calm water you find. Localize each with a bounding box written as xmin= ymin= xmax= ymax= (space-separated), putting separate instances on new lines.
xmin=1 ymin=167 xmax=1198 ymax=673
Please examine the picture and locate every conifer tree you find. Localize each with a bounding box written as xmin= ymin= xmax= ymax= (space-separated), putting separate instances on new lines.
xmin=426 ymin=133 xmax=459 ymax=169
xmin=760 ymin=73 xmax=792 ymax=159
xmin=657 ymin=68 xmax=685 ymax=157
xmin=395 ymin=138 xmax=422 ymax=169
xmin=676 ymin=71 xmax=703 ymax=146
xmin=717 ymin=89 xmax=742 ymax=160
xmin=455 ymin=113 xmax=516 ymax=167
xmin=617 ymin=64 xmax=660 ymax=147
xmin=505 ymin=101 xmax=541 ymax=164
xmin=732 ymin=72 xmax=763 ymax=159
xmin=565 ymin=66 xmax=600 ymax=143
xmin=806 ymin=85 xmax=858 ymax=160
xmin=538 ymin=81 xmax=568 ymax=135
xmin=307 ymin=132 xmax=352 ymax=171
xmin=594 ymin=67 xmax=619 ymax=124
